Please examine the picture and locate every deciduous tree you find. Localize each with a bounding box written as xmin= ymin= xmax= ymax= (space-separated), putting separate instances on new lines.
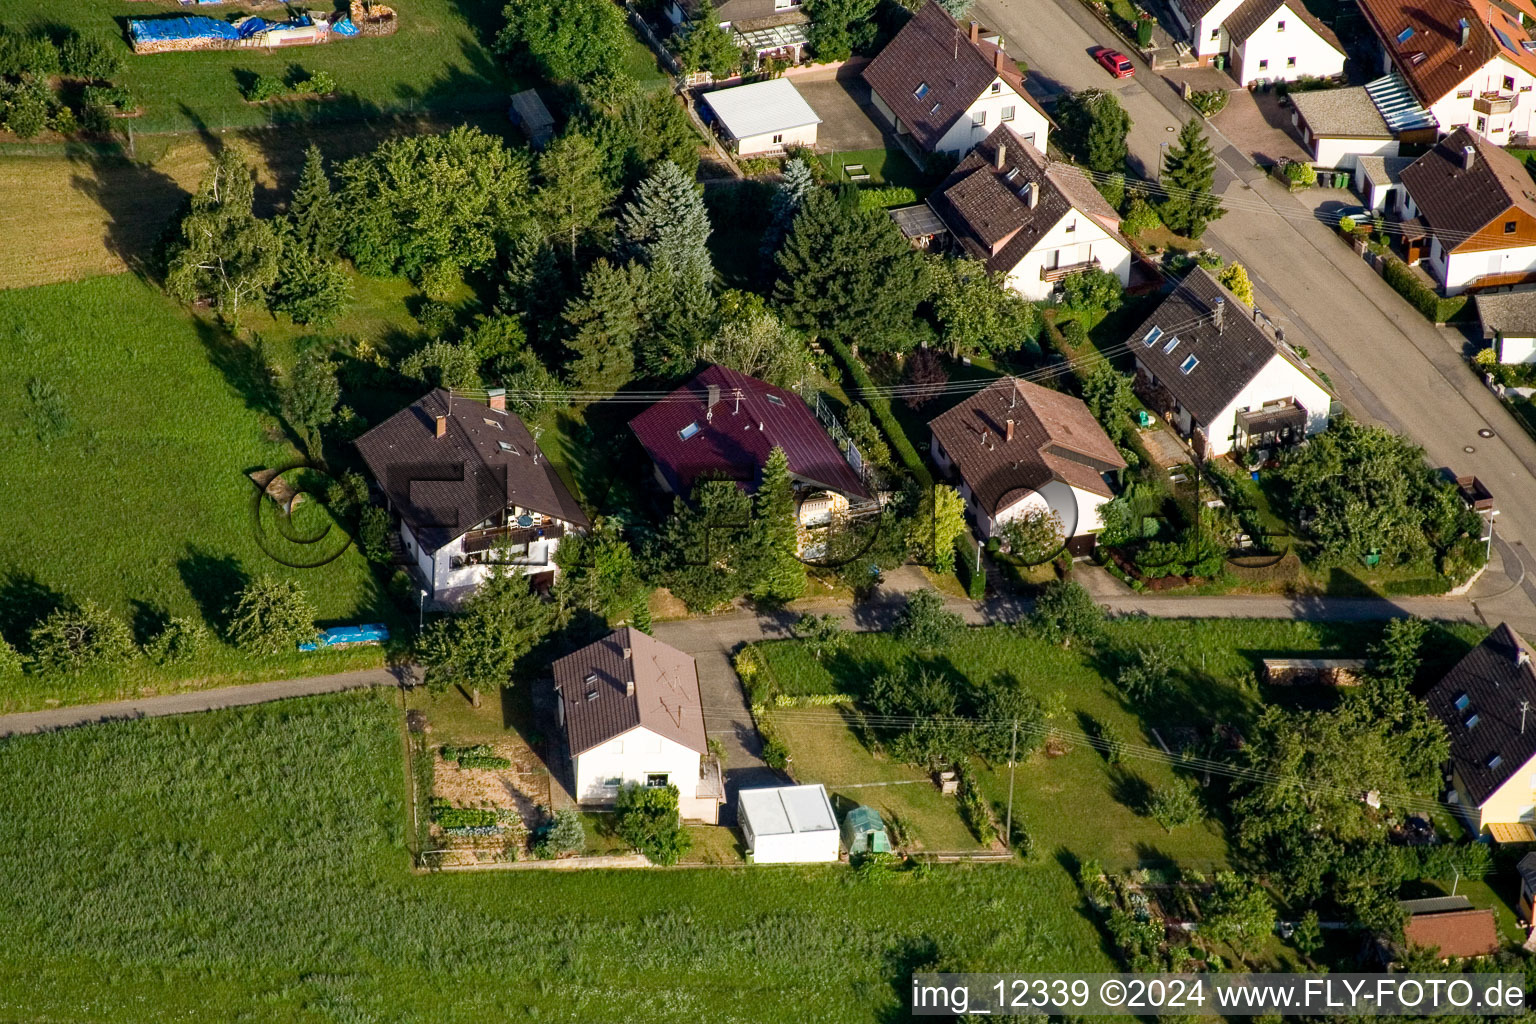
xmin=226 ymin=575 xmax=318 ymax=655
xmin=536 ymin=129 xmax=616 ymax=260
xmin=895 ymin=589 xmax=964 ymax=650
xmin=1059 ymin=266 xmax=1124 ymax=314
xmin=673 ymin=1 xmax=743 ymax=77
xmin=1055 ymin=88 xmax=1131 ymax=173
xmin=1217 ymin=261 xmax=1254 ymax=305
xmin=902 ymin=347 xmax=949 ymax=409
xmin=165 ymin=146 xmax=281 ymax=324
xmin=1080 ymin=362 xmax=1137 ymax=444
xmin=497 ymin=0 xmax=628 ymax=84
xmin=416 ymin=564 xmax=554 ymax=705
xmin=614 ymin=782 xmax=691 ymax=864
xmin=700 ymin=292 xmax=813 ymax=389
xmin=27 ymin=601 xmax=135 ymax=672
xmin=281 ymin=350 xmax=340 ymax=453
xmin=931 ymin=256 xmax=1038 ymax=359
xmin=906 ymin=484 xmax=967 ymax=572
xmin=1030 ymin=579 xmax=1104 ymax=648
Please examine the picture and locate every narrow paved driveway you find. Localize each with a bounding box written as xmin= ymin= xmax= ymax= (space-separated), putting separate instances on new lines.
xmin=981 ymin=0 xmax=1536 ymax=635
xmin=0 ymin=664 xmax=419 ymax=738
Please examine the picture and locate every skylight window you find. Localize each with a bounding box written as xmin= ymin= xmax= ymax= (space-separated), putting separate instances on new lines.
xmin=497 ymin=440 xmax=519 ymax=454
xmin=766 ymin=394 xmax=785 ymax=406
xmin=1006 ymin=168 xmax=1020 ymax=182
xmin=914 ymin=82 xmax=930 ymax=99
xmin=1396 ymin=26 xmax=1415 ymax=44
xmin=1466 ymin=712 xmax=1481 ymax=729
xmin=1142 ymin=326 xmax=1163 ymax=347
xmin=679 ymin=422 xmax=702 ymax=441
xmin=1162 ymin=335 xmax=1181 ymax=354
xmin=1454 ymin=693 xmax=1470 ymax=711
xmin=1488 ymin=752 xmax=1503 ymax=769
xmin=483 ymin=418 xmax=503 ymax=429
xmin=930 ymin=102 xmax=941 ymax=114
xmin=1180 ymin=354 xmax=1199 ymax=374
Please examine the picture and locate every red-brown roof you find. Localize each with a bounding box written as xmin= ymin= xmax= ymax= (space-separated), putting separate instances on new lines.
xmin=552 ymin=627 xmax=706 ymax=757
xmin=928 ymin=376 xmax=1126 ymax=516
xmin=862 ymin=1 xmax=1050 ymax=152
xmin=1356 ymin=0 xmax=1536 ymax=105
xmin=629 ymin=364 xmax=870 ymax=500
xmin=1403 ymin=908 xmax=1501 ymax=958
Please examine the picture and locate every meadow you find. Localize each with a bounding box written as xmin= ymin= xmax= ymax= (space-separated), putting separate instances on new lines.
xmin=0 ymin=274 xmax=392 ymax=710
xmin=0 ymin=691 xmax=1115 ymax=1022
xmin=756 ymin=619 xmax=1487 ymax=871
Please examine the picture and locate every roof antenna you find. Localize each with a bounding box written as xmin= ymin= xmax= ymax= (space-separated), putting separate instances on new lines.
xmin=1523 ymin=700 xmax=1531 ymax=735
xmin=734 ymin=388 xmax=742 ymax=415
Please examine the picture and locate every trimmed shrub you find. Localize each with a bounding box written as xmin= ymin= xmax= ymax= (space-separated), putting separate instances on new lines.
xmin=28 ymin=601 xmax=135 ymax=673
xmin=1381 ymin=256 xmax=1467 ymax=324
xmin=955 ymin=532 xmax=986 ymax=599
xmin=856 ymin=186 xmax=919 ymax=212
xmin=822 ymin=336 xmax=930 ymax=485
xmin=145 ymin=616 xmax=210 ymax=664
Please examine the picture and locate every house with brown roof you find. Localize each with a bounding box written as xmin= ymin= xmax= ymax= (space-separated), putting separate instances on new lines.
xmin=928 ymin=376 xmax=1126 ymax=547
xmin=904 ymin=124 xmax=1133 ymax=301
xmin=354 ymin=388 xmax=590 ymax=604
xmin=552 ymin=627 xmax=721 ymax=823
xmin=1400 ymin=127 xmax=1536 ymax=294
xmin=1356 ymin=0 xmax=1536 ymax=140
xmin=1425 ymin=623 xmax=1536 ymax=835
xmin=1126 ymin=267 xmax=1332 ymax=457
xmin=1398 ymin=897 xmax=1501 ymax=959
xmin=1173 ymin=0 xmax=1344 ymax=84
xmin=863 ymin=2 xmax=1051 ymax=158
xmin=628 ymin=364 xmax=871 ymax=514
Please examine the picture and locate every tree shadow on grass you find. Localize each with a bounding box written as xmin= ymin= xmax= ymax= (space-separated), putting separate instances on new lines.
xmin=877 ymin=933 xmax=942 ymax=1024
xmin=129 ymin=599 xmax=170 ymax=647
xmin=1108 ymin=765 xmax=1152 ymax=813
xmin=176 ymin=545 xmax=249 ymax=635
xmin=0 ymin=572 xmax=69 ymax=650
xmin=65 ymin=144 xmax=188 ymax=284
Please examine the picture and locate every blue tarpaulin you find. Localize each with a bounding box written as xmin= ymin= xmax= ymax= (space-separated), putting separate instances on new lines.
xmin=237 ymin=17 xmax=268 ymax=37
xmin=299 ymin=623 xmax=390 ymax=651
xmin=331 ymin=16 xmax=359 ymax=36
xmin=129 ymin=15 xmax=242 ymax=44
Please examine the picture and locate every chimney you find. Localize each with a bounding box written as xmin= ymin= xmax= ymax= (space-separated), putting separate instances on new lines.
xmin=1253 ymin=305 xmax=1262 ymax=324
xmin=1024 ymin=181 xmax=1038 ymax=208
xmin=1462 ymin=144 xmax=1476 ymax=170
xmin=995 ymin=47 xmax=1007 ymax=74
xmin=995 ymin=142 xmax=1007 ymax=170
xmin=1459 ymin=17 xmax=1470 ymax=46
xmin=625 ymin=679 xmax=635 ymax=696
xmin=1005 ymin=418 xmax=1015 ymax=442
xmin=969 ymin=20 xmax=979 ymax=43
xmin=434 ymin=414 xmax=447 ymax=438
xmin=706 ymin=382 xmax=721 ymax=422
xmin=1213 ymin=295 xmax=1225 ymax=332
xmin=1519 ymin=647 xmax=1530 ymax=668
xmin=623 ymin=645 xmax=632 ymax=658
xmin=486 ymin=387 xmax=506 ymax=411
xmin=758 ymin=420 xmax=765 ymax=431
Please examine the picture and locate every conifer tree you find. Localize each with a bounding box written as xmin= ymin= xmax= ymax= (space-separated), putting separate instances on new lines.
xmin=759 ymin=157 xmax=816 ymax=261
xmin=749 ymin=447 xmax=806 ymax=602
xmin=1159 ymin=118 xmax=1224 ymax=239
xmin=287 ymin=144 xmax=339 ymax=258
xmin=564 ymin=258 xmax=645 ymax=392
xmin=536 ymin=130 xmax=616 ymax=260
xmin=619 ymin=160 xmax=716 ymax=376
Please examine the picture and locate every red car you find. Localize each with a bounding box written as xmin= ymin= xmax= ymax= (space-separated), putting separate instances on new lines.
xmin=1096 ymin=47 xmax=1135 ymax=78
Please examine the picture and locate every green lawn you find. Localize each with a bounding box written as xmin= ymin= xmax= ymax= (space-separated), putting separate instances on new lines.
xmin=0 ymin=691 xmax=1114 ymax=1021
xmin=813 ymin=147 xmax=930 ymax=191
xmin=4 ymin=0 xmax=517 ymax=132
xmin=0 ymin=274 xmax=392 ymax=710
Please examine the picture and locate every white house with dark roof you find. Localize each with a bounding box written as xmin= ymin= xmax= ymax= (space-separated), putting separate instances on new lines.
xmin=913 ymin=124 xmax=1132 ymax=301
xmin=1127 ymin=268 xmax=1332 ymax=457
xmin=353 ymin=388 xmax=589 ymax=604
xmin=1476 ymin=285 xmax=1536 ymax=361
xmin=863 ymin=2 xmax=1051 ymax=158
xmin=552 ymin=627 xmax=721 ymax=824
xmin=1173 ymin=0 xmax=1344 ymax=83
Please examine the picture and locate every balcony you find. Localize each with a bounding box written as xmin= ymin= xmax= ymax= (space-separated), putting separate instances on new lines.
xmin=461 ymin=521 xmax=564 ymax=554
xmin=1041 ymin=257 xmax=1101 ymax=282
xmin=1474 ymin=92 xmax=1516 ymax=115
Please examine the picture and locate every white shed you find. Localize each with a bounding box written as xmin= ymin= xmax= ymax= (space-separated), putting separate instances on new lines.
xmin=700 ymin=78 xmax=821 ymax=156
xmin=737 ymin=784 xmax=841 ymax=863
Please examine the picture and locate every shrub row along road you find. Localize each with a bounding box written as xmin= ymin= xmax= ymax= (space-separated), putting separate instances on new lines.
xmin=979 ymin=0 xmax=1536 ymax=634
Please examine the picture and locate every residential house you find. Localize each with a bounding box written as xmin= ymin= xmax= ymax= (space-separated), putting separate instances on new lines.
xmin=1356 ymin=152 xmax=1415 ymax=211
xmin=552 ymin=627 xmax=721 ymax=823
xmin=1356 ymin=0 xmax=1536 ymax=141
xmin=1515 ymin=852 xmax=1536 ymax=924
xmin=1477 ymin=284 xmax=1536 ymax=361
xmin=737 ymin=784 xmax=841 ymax=863
xmin=1425 ymin=622 xmax=1536 ymax=836
xmin=1400 ymin=127 xmax=1536 ymax=294
xmin=354 ymin=388 xmax=589 ymax=604
xmin=909 ymin=124 xmax=1133 ymax=302
xmin=629 ymin=364 xmax=872 ymax=520
xmin=1398 ymin=897 xmax=1501 ymax=958
xmin=863 ymin=2 xmax=1051 ymax=159
xmin=1288 ymin=86 xmax=1400 ymax=170
xmin=665 ymin=0 xmax=810 ymax=66
xmin=928 ymin=375 xmax=1127 ymax=551
xmin=1173 ymin=0 xmax=1344 ymax=84
xmin=700 ymin=78 xmax=821 ymax=155
xmin=1127 ymin=267 xmax=1332 ymax=457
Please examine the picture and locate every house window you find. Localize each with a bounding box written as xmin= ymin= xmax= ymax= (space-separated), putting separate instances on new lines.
xmin=498 ymin=440 xmax=519 ymax=454
xmin=1258 ymin=59 xmax=1269 ymax=70
xmin=1506 ymin=76 xmax=1517 ymax=91
xmin=1286 ymin=56 xmax=1296 ymax=67
xmin=1489 ymin=753 xmax=1503 ymax=769
xmin=604 ymin=776 xmax=622 ymax=788
xmin=1466 ymin=712 xmax=1481 ymax=728
xmin=1458 ymin=89 xmax=1473 ymax=98
xmin=1162 ymin=335 xmax=1181 ymax=354
xmin=1001 ymin=105 xmax=1015 ymax=121
xmin=646 ymin=773 xmax=670 ymax=787
xmin=1065 ymin=220 xmax=1076 ymax=233
xmin=766 ymin=393 xmax=785 ymax=405
xmin=991 ymin=81 xmax=1002 ymax=94
xmin=1477 ymin=116 xmax=1487 ymax=131
xmin=1277 ymin=19 xmax=1286 ymax=30
xmin=1508 ymin=220 xmax=1519 ymax=233
xmin=1143 ymin=326 xmax=1164 ymax=347
xmin=973 ymin=111 xmax=987 ymax=127
xmin=772 ymin=133 xmax=783 ymax=144
xmin=1454 ymin=693 xmax=1470 ymax=711
xmin=914 ymin=82 xmax=930 ymax=99
xmin=679 ymin=421 xmax=701 ymax=440
xmin=1210 ymin=28 xmax=1219 ymax=39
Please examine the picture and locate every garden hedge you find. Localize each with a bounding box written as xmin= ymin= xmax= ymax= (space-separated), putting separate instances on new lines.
xmin=822 ymin=336 xmax=932 ymax=486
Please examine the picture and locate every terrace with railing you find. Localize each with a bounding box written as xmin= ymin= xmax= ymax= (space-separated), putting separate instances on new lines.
xmin=1041 ymin=256 xmax=1101 ymax=282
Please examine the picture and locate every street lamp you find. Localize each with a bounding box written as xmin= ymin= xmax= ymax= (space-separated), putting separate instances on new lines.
xmin=418 ymin=588 xmax=428 ymax=630
xmin=1158 ymin=140 xmax=1170 ymax=182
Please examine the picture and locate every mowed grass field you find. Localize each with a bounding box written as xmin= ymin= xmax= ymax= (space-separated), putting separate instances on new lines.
xmin=0 ymin=275 xmax=390 ymax=710
xmin=757 ymin=619 xmax=1488 ymax=871
xmin=0 ymin=691 xmax=1114 ymax=1022
xmin=4 ymin=0 xmax=515 ymax=133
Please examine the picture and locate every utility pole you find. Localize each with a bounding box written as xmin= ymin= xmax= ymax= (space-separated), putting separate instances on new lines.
xmin=1004 ymin=718 xmax=1019 ymax=851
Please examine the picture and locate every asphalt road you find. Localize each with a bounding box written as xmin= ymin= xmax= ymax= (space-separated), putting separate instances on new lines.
xmin=979 ymin=0 xmax=1536 ymax=633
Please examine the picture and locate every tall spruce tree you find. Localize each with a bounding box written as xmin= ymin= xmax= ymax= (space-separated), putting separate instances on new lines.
xmin=759 ymin=157 xmax=816 ymax=262
xmin=749 ymin=446 xmax=806 ymax=602
xmin=1159 ymin=118 xmax=1224 ymax=239
xmin=773 ymin=188 xmax=927 ymax=353
xmin=563 ymin=258 xmax=645 ymax=392
xmin=536 ymin=130 xmax=616 ymax=260
xmin=619 ymin=160 xmax=716 ymax=376
xmin=287 ymin=144 xmax=340 ymax=258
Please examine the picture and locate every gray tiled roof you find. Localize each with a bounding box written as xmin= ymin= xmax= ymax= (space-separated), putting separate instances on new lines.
xmin=1126 ymin=268 xmax=1324 ymax=425
xmin=1425 ymin=622 xmax=1536 ymax=806
xmin=1476 ymin=285 xmax=1536 ymax=338
xmin=1289 ymin=86 xmax=1392 ymax=139
xmin=354 ymin=389 xmax=589 ymax=551
xmin=552 ymin=627 xmax=707 ymax=757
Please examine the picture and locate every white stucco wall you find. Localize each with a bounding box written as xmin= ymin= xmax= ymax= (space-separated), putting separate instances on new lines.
xmin=1431 ymin=239 xmax=1536 ymax=295
xmin=1230 ymin=7 xmax=1343 ymax=86
xmin=1191 ymin=0 xmax=1245 ymax=57
xmin=1457 ymin=757 xmax=1536 ymax=832
xmin=1425 ymin=61 xmax=1536 ymax=140
xmin=734 ymin=122 xmax=818 ymax=155
xmin=1300 ymin=132 xmax=1397 ymax=171
xmin=1000 ymin=211 xmax=1133 ymax=301
xmin=1497 ymin=333 xmax=1536 ymax=363
xmin=929 ymin=79 xmax=1050 ymax=157
xmin=573 ymin=726 xmax=704 ymax=805
xmin=1207 ymin=353 xmax=1332 ymax=456
xmin=994 ymin=483 xmax=1113 ymax=536
xmin=1358 ymin=164 xmax=1404 ymax=212
xmin=402 ymin=520 xmax=564 ymax=594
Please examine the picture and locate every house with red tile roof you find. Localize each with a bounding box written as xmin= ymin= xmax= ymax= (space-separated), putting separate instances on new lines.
xmin=629 ymin=364 xmax=871 ymax=507
xmin=928 ymin=375 xmax=1126 ymax=547
xmin=1356 ymin=0 xmax=1536 ymax=141
xmin=863 ymin=2 xmax=1051 ymax=159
